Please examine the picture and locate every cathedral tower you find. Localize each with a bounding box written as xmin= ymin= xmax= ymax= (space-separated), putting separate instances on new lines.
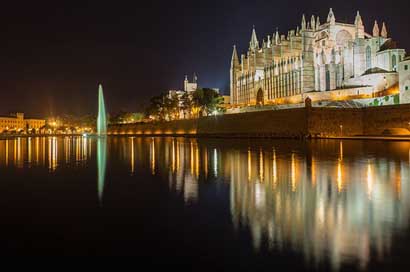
xmin=230 ymin=45 xmax=240 ymax=104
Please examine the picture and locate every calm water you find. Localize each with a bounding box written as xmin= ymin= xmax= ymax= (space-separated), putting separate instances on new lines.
xmin=0 ymin=136 xmax=410 ymax=269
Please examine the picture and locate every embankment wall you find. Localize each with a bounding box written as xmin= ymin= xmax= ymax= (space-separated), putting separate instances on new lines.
xmin=109 ymin=104 xmax=410 ymax=138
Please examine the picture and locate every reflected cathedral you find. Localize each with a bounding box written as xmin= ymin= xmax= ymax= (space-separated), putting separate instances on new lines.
xmin=1 ymin=136 xmax=410 ymax=269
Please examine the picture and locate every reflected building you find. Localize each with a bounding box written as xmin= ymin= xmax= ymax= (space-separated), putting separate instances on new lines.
xmin=147 ymin=137 xmax=201 ymax=204
xmin=2 ymin=136 xmax=410 ymax=269
xmin=0 ymin=136 xmax=91 ymax=171
xmin=228 ymin=141 xmax=410 ymax=270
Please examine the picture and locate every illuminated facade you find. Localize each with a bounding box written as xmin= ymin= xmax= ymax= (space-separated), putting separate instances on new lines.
xmin=230 ymin=9 xmax=406 ymax=105
xmin=399 ymin=56 xmax=410 ymax=103
xmin=0 ymin=113 xmax=45 ymax=133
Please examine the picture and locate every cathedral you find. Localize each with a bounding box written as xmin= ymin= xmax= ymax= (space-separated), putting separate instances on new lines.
xmin=230 ymin=9 xmax=406 ymax=106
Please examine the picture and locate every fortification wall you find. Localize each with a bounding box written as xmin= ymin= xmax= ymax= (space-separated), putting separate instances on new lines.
xmin=197 ymin=108 xmax=307 ymax=137
xmin=363 ymin=104 xmax=410 ymax=135
xmin=108 ymin=104 xmax=410 ymax=138
xmin=308 ymin=108 xmax=364 ymax=137
xmin=109 ymin=119 xmax=198 ymax=135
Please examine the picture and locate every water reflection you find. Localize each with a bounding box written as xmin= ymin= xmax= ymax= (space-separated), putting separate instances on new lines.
xmin=1 ymin=137 xmax=409 ymax=269
xmin=97 ymin=137 xmax=107 ymax=203
xmin=229 ymin=141 xmax=410 ymax=270
xmin=0 ymin=136 xmax=91 ymax=170
xmin=140 ymin=138 xmax=410 ymax=270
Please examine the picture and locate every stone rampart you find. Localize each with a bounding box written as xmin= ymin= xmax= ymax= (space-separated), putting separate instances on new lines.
xmin=109 ymin=104 xmax=410 ymax=138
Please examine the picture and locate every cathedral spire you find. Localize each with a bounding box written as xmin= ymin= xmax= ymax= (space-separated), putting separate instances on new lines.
xmin=311 ymin=15 xmax=316 ymax=31
xmin=249 ymin=26 xmax=259 ymax=51
xmin=301 ymin=14 xmax=306 ymax=30
xmin=275 ymin=28 xmax=279 ymax=45
xmin=316 ymin=16 xmax=320 ymax=29
xmin=231 ymin=45 xmax=240 ymax=68
xmin=327 ymin=8 xmax=335 ymax=25
xmin=373 ymin=20 xmax=380 ymax=37
xmin=267 ymin=35 xmax=271 ymax=48
xmin=381 ymin=22 xmax=388 ymax=38
xmin=355 ymin=11 xmax=363 ymax=27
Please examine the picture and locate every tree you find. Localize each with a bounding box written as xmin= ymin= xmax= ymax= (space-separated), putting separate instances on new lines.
xmin=163 ymin=93 xmax=181 ymax=120
xmin=110 ymin=111 xmax=144 ymax=124
xmin=145 ymin=95 xmax=165 ymax=121
xmin=180 ymin=92 xmax=194 ymax=119
xmin=192 ymin=88 xmax=224 ymax=116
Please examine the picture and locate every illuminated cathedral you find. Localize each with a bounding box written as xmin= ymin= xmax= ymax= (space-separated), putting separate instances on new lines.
xmin=230 ymin=8 xmax=406 ymax=105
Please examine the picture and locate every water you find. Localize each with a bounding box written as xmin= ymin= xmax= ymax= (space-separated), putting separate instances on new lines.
xmin=97 ymin=84 xmax=107 ymax=136
xmin=0 ymin=136 xmax=410 ymax=270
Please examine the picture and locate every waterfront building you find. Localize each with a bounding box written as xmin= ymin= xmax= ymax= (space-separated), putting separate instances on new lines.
xmin=0 ymin=113 xmax=45 ymax=133
xmin=230 ymin=9 xmax=406 ymax=106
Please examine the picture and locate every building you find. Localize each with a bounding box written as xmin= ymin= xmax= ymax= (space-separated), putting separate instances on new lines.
xmin=0 ymin=113 xmax=45 ymax=133
xmin=184 ymin=74 xmax=198 ymax=93
xmin=399 ymin=56 xmax=410 ymax=104
xmin=165 ymin=75 xmax=224 ymax=119
xmin=230 ymin=9 xmax=406 ymax=106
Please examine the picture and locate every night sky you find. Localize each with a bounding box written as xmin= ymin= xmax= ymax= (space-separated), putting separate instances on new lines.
xmin=0 ymin=0 xmax=409 ymax=117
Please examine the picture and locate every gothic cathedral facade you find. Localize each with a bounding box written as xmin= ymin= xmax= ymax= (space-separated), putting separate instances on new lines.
xmin=230 ymin=9 xmax=406 ymax=105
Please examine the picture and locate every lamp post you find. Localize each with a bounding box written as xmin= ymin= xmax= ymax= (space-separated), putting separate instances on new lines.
xmin=340 ymin=125 xmax=343 ymax=137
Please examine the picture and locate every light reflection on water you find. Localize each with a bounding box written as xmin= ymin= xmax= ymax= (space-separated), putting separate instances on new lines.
xmin=0 ymin=136 xmax=409 ymax=269
xmin=0 ymin=136 xmax=91 ymax=169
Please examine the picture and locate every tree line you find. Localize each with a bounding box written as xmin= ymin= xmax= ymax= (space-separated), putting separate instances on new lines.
xmin=145 ymin=88 xmax=225 ymax=121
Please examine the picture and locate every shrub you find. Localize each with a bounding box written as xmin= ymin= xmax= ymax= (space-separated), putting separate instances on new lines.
xmin=393 ymin=94 xmax=400 ymax=104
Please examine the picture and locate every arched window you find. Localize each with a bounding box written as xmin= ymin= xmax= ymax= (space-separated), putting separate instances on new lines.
xmin=366 ymin=46 xmax=372 ymax=70
xmin=392 ymin=55 xmax=397 ymax=71
xmin=336 ymin=30 xmax=352 ymax=48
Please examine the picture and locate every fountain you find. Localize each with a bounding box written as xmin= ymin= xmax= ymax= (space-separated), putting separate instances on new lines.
xmin=96 ymin=84 xmax=107 ymax=203
xmin=97 ymin=136 xmax=107 ymax=203
xmin=97 ymin=84 xmax=107 ymax=136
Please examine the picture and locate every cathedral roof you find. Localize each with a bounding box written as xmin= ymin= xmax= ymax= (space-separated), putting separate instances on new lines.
xmin=362 ymin=67 xmax=394 ymax=76
xmin=379 ymin=39 xmax=398 ymax=52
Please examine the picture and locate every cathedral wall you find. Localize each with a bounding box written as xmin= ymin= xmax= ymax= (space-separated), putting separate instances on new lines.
xmin=399 ymin=59 xmax=410 ymax=104
xmin=353 ymin=39 xmax=366 ymax=77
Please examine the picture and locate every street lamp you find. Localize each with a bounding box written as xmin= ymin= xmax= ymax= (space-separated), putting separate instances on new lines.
xmin=340 ymin=124 xmax=343 ymax=137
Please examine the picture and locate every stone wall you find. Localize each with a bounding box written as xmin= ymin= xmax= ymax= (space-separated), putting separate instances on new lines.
xmin=109 ymin=104 xmax=410 ymax=138
xmin=197 ymin=108 xmax=307 ymax=137
xmin=308 ymin=108 xmax=364 ymax=137
xmin=109 ymin=119 xmax=198 ymax=136
xmin=110 ymin=108 xmax=308 ymax=138
xmin=363 ymin=104 xmax=410 ymax=135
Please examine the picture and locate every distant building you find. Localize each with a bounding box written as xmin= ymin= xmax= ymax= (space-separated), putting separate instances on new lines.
xmin=0 ymin=113 xmax=45 ymax=133
xmin=165 ymin=75 xmax=224 ymax=119
xmin=230 ymin=9 xmax=406 ymax=106
xmin=184 ymin=74 xmax=198 ymax=93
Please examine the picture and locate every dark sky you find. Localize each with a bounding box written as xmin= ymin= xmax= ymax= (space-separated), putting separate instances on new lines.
xmin=0 ymin=0 xmax=409 ymax=117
